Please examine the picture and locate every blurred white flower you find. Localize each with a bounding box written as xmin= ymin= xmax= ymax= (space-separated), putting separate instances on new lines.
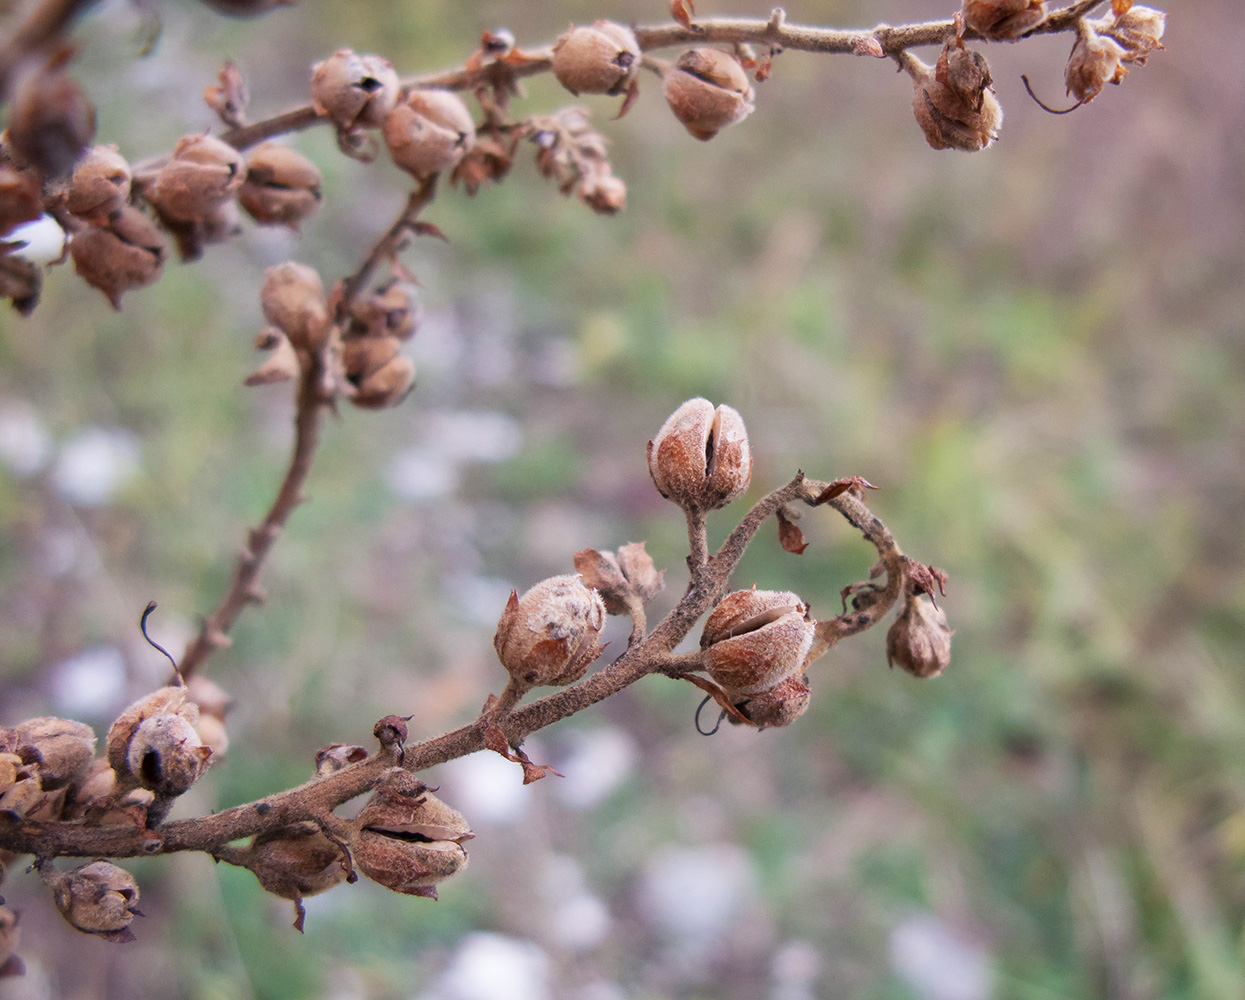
xmin=47 ymin=645 xmax=127 ymax=719
xmin=51 ymin=426 xmax=140 ymax=506
xmin=436 ymin=746 xmax=534 ymax=827
xmin=424 ymin=410 xmax=522 ymax=463
xmin=889 ymin=912 xmax=993 ymax=1000
xmin=416 ymin=932 xmax=550 ymax=1000
xmin=6 ymin=214 xmax=66 ymax=266
xmin=637 ymin=843 xmax=757 ymax=944
xmin=553 ymin=725 xmax=637 ymax=811
xmin=0 ymin=400 xmax=51 ymax=476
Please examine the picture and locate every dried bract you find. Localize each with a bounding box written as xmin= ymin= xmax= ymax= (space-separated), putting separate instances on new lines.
xmin=311 ymin=50 xmax=400 ymax=131
xmin=573 ymin=541 xmax=664 ymax=615
xmin=906 ymin=44 xmax=1002 ymax=151
xmin=50 ymin=861 xmax=141 ymax=942
xmin=66 ymin=146 xmax=131 ymax=224
xmin=527 ymin=107 xmax=625 ymax=215
xmin=701 ymin=588 xmax=815 ymax=727
xmin=238 ymin=142 xmax=322 ymax=228
xmin=886 ymin=594 xmax=953 ymax=678
xmin=146 ymin=133 xmax=244 ymax=224
xmin=383 ymin=89 xmax=476 ymax=180
xmin=494 ymin=575 xmax=606 ymax=690
xmin=663 ymin=48 xmax=755 ymax=141
xmin=552 ymin=21 xmax=641 ymax=96
xmin=647 ymin=397 xmax=752 ymax=512
xmin=260 ymin=261 xmax=328 ymax=351
xmin=962 ymin=0 xmax=1046 ymax=40
xmin=70 ymin=206 xmax=166 ymax=309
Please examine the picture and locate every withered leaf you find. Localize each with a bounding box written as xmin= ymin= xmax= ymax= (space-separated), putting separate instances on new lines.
xmin=814 ymin=476 xmax=880 ymax=503
xmin=481 ymin=719 xmax=562 ymax=783
xmin=777 ymin=509 xmax=808 ymax=555
xmin=1112 ymin=0 xmax=1134 ymax=15
xmin=410 ymin=220 xmax=449 ymax=242
xmin=671 ymin=0 xmax=695 ymax=29
xmin=204 ymin=62 xmax=249 ymax=128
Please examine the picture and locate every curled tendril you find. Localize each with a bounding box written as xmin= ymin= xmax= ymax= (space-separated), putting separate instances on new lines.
xmin=694 ymin=694 xmax=727 ymax=736
xmin=140 ymin=601 xmax=182 ymax=681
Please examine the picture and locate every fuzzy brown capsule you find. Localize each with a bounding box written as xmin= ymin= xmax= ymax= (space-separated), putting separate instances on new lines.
xmin=7 ymin=717 xmax=96 ymax=790
xmin=494 ymin=575 xmax=606 ymax=689
xmin=961 ymin=0 xmax=1047 ymax=40
xmin=311 ymin=50 xmax=401 ymax=131
xmin=125 ymin=712 xmax=211 ymax=797
xmin=886 ymin=594 xmax=953 ymax=679
xmin=50 ymin=861 xmax=141 ymax=941
xmin=552 ymin=21 xmax=641 ymax=96
xmin=260 ymin=261 xmax=329 ymax=351
xmin=647 ymin=397 xmax=752 ymax=512
xmin=1096 ymin=6 xmax=1166 ymax=63
xmin=573 ymin=541 xmax=664 ymax=615
xmin=65 ymin=145 xmax=131 ymax=224
xmin=146 ymin=134 xmax=244 ymax=224
xmin=350 ymin=770 xmax=473 ymax=900
xmin=1065 ymin=21 xmax=1128 ymax=104
xmin=247 ymin=822 xmax=350 ymax=901
xmin=350 ymin=355 xmax=416 ymax=409
xmin=238 ymin=142 xmax=323 ymax=228
xmin=69 ymin=206 xmax=166 ymax=309
xmin=663 ymin=48 xmax=755 ymax=141
xmin=6 ymin=51 xmax=96 ymax=178
xmin=347 ymin=281 xmax=420 ymax=341
xmin=383 ymin=89 xmax=476 ymax=180
xmin=701 ymin=588 xmax=815 ymax=727
xmin=906 ymin=44 xmax=1002 ymax=152
xmin=0 ymin=166 xmax=42 ymax=236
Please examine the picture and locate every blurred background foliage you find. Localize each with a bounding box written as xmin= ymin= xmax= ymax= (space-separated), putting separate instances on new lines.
xmin=1 ymin=0 xmax=1242 ymax=998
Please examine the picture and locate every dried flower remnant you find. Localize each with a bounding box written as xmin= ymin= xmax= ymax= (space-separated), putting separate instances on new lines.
xmin=648 ymin=397 xmax=752 ymax=513
xmin=5 ymin=717 xmax=95 ymax=790
xmin=69 ymin=206 xmax=166 ymax=309
xmin=573 ymin=541 xmax=665 ymax=615
xmin=47 ymin=861 xmax=141 ymax=942
xmin=494 ymin=575 xmax=606 ymax=691
xmin=260 ymin=261 xmax=328 ymax=351
xmin=904 ymin=41 xmax=1002 ymax=151
xmin=245 ymin=822 xmax=350 ymax=904
xmin=1065 ymin=19 xmax=1127 ymax=104
xmin=238 ymin=142 xmax=322 ymax=228
xmin=383 ymin=89 xmax=477 ymax=180
xmin=663 ymin=48 xmax=756 ymax=140
xmin=700 ymin=588 xmax=816 ymax=727
xmin=528 ymin=107 xmax=626 ymax=215
xmin=552 ymin=21 xmax=641 ymax=96
xmin=962 ymin=0 xmax=1047 ymax=40
xmin=1094 ymin=5 xmax=1166 ymax=63
xmin=65 ymin=146 xmax=131 ymax=224
xmin=350 ymin=769 xmax=473 ymax=900
xmin=886 ymin=592 xmax=953 ymax=678
xmin=311 ymin=50 xmax=400 ymax=131
xmin=6 ymin=48 xmax=96 ymax=179
xmin=105 ymin=685 xmax=211 ymax=798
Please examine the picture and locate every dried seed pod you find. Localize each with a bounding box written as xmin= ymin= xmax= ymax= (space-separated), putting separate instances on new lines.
xmin=1065 ymin=20 xmax=1128 ymax=104
xmin=573 ymin=541 xmax=664 ymax=615
xmin=906 ymin=45 xmax=1002 ymax=151
xmin=494 ymin=574 xmax=606 ymax=690
xmin=579 ymin=171 xmax=627 ymax=215
xmin=247 ymin=822 xmax=350 ymax=900
xmin=1095 ymin=5 xmax=1166 ymax=63
xmin=552 ymin=21 xmax=641 ymax=96
xmin=146 ymin=133 xmax=244 ymax=223
xmin=6 ymin=50 xmax=96 ymax=178
xmin=701 ymin=588 xmax=815 ymax=727
xmin=962 ymin=0 xmax=1047 ymax=40
xmin=125 ymin=712 xmax=211 ymax=797
xmin=260 ymin=261 xmax=329 ymax=351
xmin=663 ymin=48 xmax=755 ymax=141
xmin=8 ymin=716 xmax=96 ymax=790
xmin=343 ymin=334 xmax=401 ymax=381
xmin=69 ymin=206 xmax=166 ymax=309
xmin=350 ymin=770 xmax=472 ymax=899
xmin=647 ymin=397 xmax=752 ymax=512
xmin=65 ymin=145 xmax=131 ymax=224
xmin=0 ymin=253 xmax=42 ymax=315
xmin=383 ymin=89 xmax=476 ymax=180
xmin=311 ymin=50 xmax=400 ymax=131
xmin=348 ymin=280 xmax=421 ymax=340
xmin=0 ymin=755 xmax=41 ymax=819
xmin=50 ymin=861 xmax=141 ymax=941
xmin=886 ymin=594 xmax=953 ymax=678
xmin=238 ymin=141 xmax=323 ymax=228
xmin=350 ymin=354 xmax=416 ymax=409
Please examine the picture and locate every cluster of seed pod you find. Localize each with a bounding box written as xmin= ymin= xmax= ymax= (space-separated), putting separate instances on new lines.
xmin=0 ymin=680 xmax=227 ymax=940
xmin=527 ymin=108 xmax=628 ymax=216
xmin=246 ymin=260 xmax=419 ymax=409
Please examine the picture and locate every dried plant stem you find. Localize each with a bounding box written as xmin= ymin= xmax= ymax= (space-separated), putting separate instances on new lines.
xmin=178 ymin=361 xmax=326 ymax=680
xmin=337 ymin=175 xmax=438 ymax=315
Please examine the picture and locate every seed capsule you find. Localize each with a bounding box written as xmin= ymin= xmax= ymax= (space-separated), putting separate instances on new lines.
xmin=146 ymin=134 xmax=244 ymax=224
xmin=552 ymin=21 xmax=641 ymax=96
xmin=647 ymin=398 xmax=752 ymax=512
xmin=69 ymin=206 xmax=166 ymax=309
xmin=886 ymin=594 xmax=953 ymax=678
xmin=7 ymin=717 xmax=96 ymax=790
xmin=311 ymin=50 xmax=400 ymax=131
xmin=961 ymin=0 xmax=1047 ymax=40
xmin=260 ymin=261 xmax=329 ymax=351
xmin=1065 ymin=21 xmax=1128 ymax=104
xmin=663 ymin=48 xmax=755 ymax=141
xmin=383 ymin=89 xmax=476 ymax=180
xmin=65 ymin=145 xmax=131 ymax=224
xmin=494 ymin=575 xmax=606 ymax=690
xmin=906 ymin=43 xmax=1002 ymax=151
xmin=50 ymin=861 xmax=141 ymax=941
xmin=238 ymin=142 xmax=322 ymax=228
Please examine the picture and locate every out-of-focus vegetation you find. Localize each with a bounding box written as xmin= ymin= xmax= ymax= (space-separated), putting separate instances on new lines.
xmin=1 ymin=1 xmax=1242 ymax=998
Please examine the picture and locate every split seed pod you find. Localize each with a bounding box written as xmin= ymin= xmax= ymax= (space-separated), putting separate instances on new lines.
xmin=701 ymin=588 xmax=815 ymax=728
xmin=663 ymin=48 xmax=755 ymax=141
xmin=552 ymin=21 xmax=641 ymax=96
xmin=1065 ymin=20 xmax=1128 ymax=104
xmin=238 ymin=142 xmax=323 ymax=228
xmin=311 ymin=50 xmax=400 ymax=131
xmin=647 ymin=397 xmax=752 ymax=513
xmin=7 ymin=716 xmax=96 ymax=790
xmin=50 ymin=861 xmax=141 ymax=941
xmin=247 ymin=822 xmax=350 ymax=901
xmin=6 ymin=49 xmax=96 ymax=178
xmin=961 ymin=0 xmax=1047 ymax=40
xmin=350 ymin=355 xmax=416 ymax=409
xmin=383 ymin=89 xmax=476 ymax=180
xmin=106 ymin=685 xmax=211 ymax=797
xmin=494 ymin=574 xmax=606 ymax=690
xmin=886 ymin=594 xmax=953 ymax=678
xmin=906 ymin=43 xmax=1002 ymax=151
xmin=351 ymin=769 xmax=473 ymax=899
xmin=146 ymin=134 xmax=244 ymax=224
xmin=69 ymin=206 xmax=166 ymax=309
xmin=65 ymin=145 xmax=131 ymax=224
